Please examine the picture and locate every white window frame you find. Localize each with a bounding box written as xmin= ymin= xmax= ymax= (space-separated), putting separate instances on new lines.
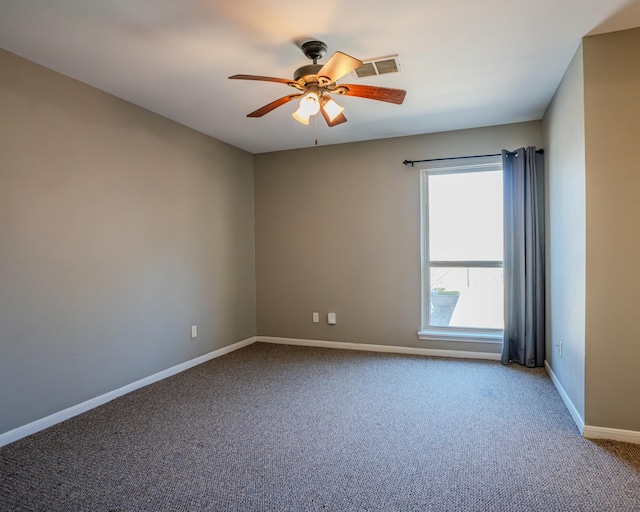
xmin=418 ymin=157 xmax=504 ymax=343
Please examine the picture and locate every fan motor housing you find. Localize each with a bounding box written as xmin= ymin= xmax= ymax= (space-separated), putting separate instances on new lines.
xmin=293 ymin=63 xmax=323 ymax=83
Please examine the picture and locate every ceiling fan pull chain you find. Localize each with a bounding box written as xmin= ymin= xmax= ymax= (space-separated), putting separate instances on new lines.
xmin=315 ymin=114 xmax=319 ymax=146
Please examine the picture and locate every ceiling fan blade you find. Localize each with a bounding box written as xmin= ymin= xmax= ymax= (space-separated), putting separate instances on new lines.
xmin=316 ymin=51 xmax=363 ymax=85
xmin=247 ymin=94 xmax=302 ymax=117
xmin=339 ymin=84 xmax=406 ymax=104
xmin=229 ymin=74 xmax=293 ymax=85
xmin=320 ymin=105 xmax=348 ymax=127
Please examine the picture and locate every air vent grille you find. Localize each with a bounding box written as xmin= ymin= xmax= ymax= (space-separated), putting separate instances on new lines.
xmin=354 ymin=62 xmax=377 ymax=78
xmin=375 ymin=58 xmax=398 ymax=74
xmin=353 ymin=55 xmax=402 ymax=79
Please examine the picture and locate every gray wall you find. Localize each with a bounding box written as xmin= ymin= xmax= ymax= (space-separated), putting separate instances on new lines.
xmin=0 ymin=50 xmax=256 ymax=435
xmin=254 ymin=122 xmax=543 ymax=353
xmin=542 ymin=45 xmax=586 ymax=423
xmin=583 ymin=28 xmax=640 ymax=432
xmin=542 ymin=27 xmax=640 ymax=434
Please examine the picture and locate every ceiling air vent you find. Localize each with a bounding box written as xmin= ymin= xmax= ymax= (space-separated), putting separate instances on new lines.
xmin=352 ymin=55 xmax=402 ymax=79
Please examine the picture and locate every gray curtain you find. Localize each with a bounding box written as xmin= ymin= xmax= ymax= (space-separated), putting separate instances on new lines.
xmin=502 ymin=147 xmax=545 ymax=367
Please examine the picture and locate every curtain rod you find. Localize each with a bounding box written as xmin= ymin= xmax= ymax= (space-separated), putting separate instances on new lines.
xmin=402 ymin=149 xmax=544 ymax=167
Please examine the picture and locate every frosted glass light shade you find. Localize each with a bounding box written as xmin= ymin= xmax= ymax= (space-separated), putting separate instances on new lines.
xmin=322 ymin=97 xmax=344 ymax=121
xmin=292 ymin=92 xmax=320 ymax=125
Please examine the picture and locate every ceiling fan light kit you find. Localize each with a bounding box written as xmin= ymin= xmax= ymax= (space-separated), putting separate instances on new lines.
xmin=229 ymin=40 xmax=406 ymax=127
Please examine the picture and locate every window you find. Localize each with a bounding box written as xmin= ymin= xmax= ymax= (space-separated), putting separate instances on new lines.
xmin=419 ymin=157 xmax=503 ymax=342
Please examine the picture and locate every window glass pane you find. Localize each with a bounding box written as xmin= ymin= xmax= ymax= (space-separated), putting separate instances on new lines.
xmin=428 ymin=171 xmax=503 ymax=261
xmin=429 ymin=267 xmax=503 ymax=329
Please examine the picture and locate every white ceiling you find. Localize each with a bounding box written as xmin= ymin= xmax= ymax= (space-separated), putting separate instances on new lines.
xmin=1 ymin=1 xmax=640 ymax=154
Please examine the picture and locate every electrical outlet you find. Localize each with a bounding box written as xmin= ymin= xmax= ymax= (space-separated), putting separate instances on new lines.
xmin=312 ymin=312 xmax=319 ymax=323
xmin=191 ymin=325 xmax=197 ymax=338
xmin=555 ymin=339 xmax=563 ymax=357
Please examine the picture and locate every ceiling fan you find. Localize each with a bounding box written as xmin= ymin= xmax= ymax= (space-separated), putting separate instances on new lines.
xmin=229 ymin=40 xmax=406 ymax=127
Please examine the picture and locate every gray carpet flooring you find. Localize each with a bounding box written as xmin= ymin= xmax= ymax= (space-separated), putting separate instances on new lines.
xmin=1 ymin=342 xmax=639 ymax=511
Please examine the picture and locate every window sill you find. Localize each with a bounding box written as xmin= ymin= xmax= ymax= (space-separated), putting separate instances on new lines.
xmin=418 ymin=329 xmax=503 ymax=344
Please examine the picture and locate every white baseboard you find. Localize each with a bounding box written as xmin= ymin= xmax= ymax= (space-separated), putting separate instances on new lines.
xmin=544 ymin=360 xmax=585 ymax=434
xmin=257 ymin=336 xmax=501 ymax=361
xmin=8 ymin=337 xmax=636 ymax=448
xmin=0 ymin=336 xmax=257 ymax=448
xmin=544 ymin=361 xmax=640 ymax=444
xmin=583 ymin=425 xmax=640 ymax=445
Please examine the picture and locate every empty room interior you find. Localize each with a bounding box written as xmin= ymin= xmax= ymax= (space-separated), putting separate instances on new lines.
xmin=1 ymin=1 xmax=640 ymax=510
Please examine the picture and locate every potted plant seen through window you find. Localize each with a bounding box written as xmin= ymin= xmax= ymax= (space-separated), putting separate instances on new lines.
xmin=430 ymin=287 xmax=460 ymax=327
